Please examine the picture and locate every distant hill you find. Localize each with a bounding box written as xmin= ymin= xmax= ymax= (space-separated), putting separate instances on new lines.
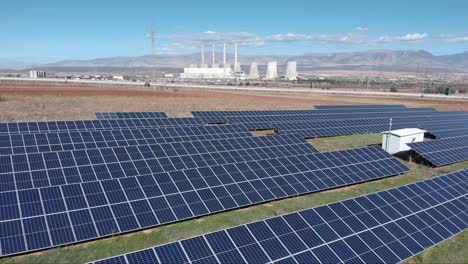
xmin=24 ymin=50 xmax=468 ymax=73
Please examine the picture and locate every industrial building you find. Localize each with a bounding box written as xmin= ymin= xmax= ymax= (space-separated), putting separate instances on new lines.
xmin=180 ymin=42 xmax=297 ymax=81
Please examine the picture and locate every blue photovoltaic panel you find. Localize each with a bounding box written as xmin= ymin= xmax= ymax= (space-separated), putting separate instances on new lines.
xmin=0 ymin=125 xmax=253 ymax=155
xmin=0 ymin=134 xmax=317 ymax=191
xmin=96 ymin=112 xmax=168 ymax=119
xmin=408 ymin=136 xmax=468 ymax=166
xmin=314 ymin=104 xmax=407 ymax=109
xmin=430 ymin=128 xmax=468 ymax=139
xmin=199 ymin=110 xmax=468 ymax=124
xmin=192 ymin=110 xmax=318 ymax=117
xmin=90 ymin=169 xmax=468 ymax=264
xmin=244 ymin=116 xmax=468 ymax=138
xmin=0 ymin=118 xmax=203 ymax=135
xmin=0 ymin=145 xmax=409 ymax=257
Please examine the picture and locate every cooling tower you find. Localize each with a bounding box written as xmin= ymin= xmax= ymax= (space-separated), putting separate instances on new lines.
xmin=285 ymin=61 xmax=297 ymax=80
xmin=249 ymin=62 xmax=259 ymax=79
xmin=211 ymin=64 xmax=219 ymax=68
xmin=189 ymin=64 xmax=197 ymax=68
xmin=265 ymin=61 xmax=278 ymax=80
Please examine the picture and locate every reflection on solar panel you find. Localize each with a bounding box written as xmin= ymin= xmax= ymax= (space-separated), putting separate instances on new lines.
xmin=0 ymin=125 xmax=253 ymax=155
xmin=408 ymin=136 xmax=468 ymax=166
xmin=90 ymin=169 xmax=468 ymax=264
xmin=0 ymin=118 xmax=203 ymax=135
xmin=0 ymin=146 xmax=409 ymax=257
xmin=315 ymin=104 xmax=407 ymax=109
xmin=0 ymin=134 xmax=317 ymax=192
xmin=96 ymin=112 xmax=168 ymax=119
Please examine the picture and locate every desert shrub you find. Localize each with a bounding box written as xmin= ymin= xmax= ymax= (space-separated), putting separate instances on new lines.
xmin=0 ymin=96 xmax=6 ymax=102
xmin=389 ymin=87 xmax=398 ymax=92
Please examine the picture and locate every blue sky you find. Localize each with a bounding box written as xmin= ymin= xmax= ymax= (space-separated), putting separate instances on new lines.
xmin=1 ymin=0 xmax=467 ymax=62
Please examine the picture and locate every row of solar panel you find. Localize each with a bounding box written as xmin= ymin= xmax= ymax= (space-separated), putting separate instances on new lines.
xmin=430 ymin=128 xmax=468 ymax=139
xmin=0 ymin=146 xmax=409 ymax=256
xmin=90 ymin=169 xmax=468 ymax=264
xmin=266 ymin=118 xmax=468 ymax=139
xmin=0 ymin=125 xmax=253 ymax=155
xmin=409 ymin=136 xmax=468 ymax=166
xmin=314 ymin=104 xmax=407 ymax=109
xmin=198 ymin=109 xmax=450 ymax=123
xmin=0 ymin=135 xmax=317 ymax=191
xmin=0 ymin=118 xmax=203 ymax=135
xmin=191 ymin=107 xmax=424 ymax=118
xmin=96 ymin=112 xmax=168 ymax=120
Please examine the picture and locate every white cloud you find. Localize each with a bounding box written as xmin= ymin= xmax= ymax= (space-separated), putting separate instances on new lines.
xmin=376 ymin=33 xmax=428 ymax=43
xmin=446 ymin=37 xmax=468 ymax=43
xmin=354 ymin=26 xmax=369 ymax=32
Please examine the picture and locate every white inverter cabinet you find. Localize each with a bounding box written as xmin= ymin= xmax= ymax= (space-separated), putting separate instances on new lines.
xmin=382 ymin=128 xmax=426 ymax=154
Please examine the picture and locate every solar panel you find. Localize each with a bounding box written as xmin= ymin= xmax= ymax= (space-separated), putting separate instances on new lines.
xmin=0 ymin=125 xmax=254 ymax=155
xmin=96 ymin=112 xmax=168 ymax=120
xmin=0 ymin=118 xmax=203 ymax=135
xmin=89 ymin=169 xmax=468 ymax=264
xmin=430 ymin=128 xmax=468 ymax=139
xmin=0 ymin=145 xmax=409 ymax=257
xmin=314 ymin=104 xmax=407 ymax=109
xmin=192 ymin=107 xmax=430 ymax=118
xmin=192 ymin=110 xmax=318 ymax=118
xmin=408 ymin=136 xmax=468 ymax=166
xmin=244 ymin=116 xmax=468 ymax=139
xmin=0 ymin=134 xmax=318 ymax=191
xmin=199 ymin=110 xmax=468 ymax=124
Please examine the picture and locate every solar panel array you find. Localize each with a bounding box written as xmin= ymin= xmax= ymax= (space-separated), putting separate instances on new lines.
xmin=0 ymin=118 xmax=203 ymax=135
xmin=408 ymin=136 xmax=468 ymax=166
xmin=0 ymin=145 xmax=408 ymax=256
xmin=197 ymin=108 xmax=451 ymax=124
xmin=90 ymin=169 xmax=468 ymax=264
xmin=0 ymin=125 xmax=252 ymax=155
xmin=1 ymin=104 xmax=465 ymax=259
xmin=314 ymin=104 xmax=407 ymax=109
xmin=96 ymin=112 xmax=168 ymax=120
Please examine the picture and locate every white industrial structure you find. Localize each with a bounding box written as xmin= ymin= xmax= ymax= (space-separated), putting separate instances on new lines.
xmin=180 ymin=67 xmax=234 ymax=79
xmin=181 ymin=43 xmax=301 ymax=81
xmin=382 ymin=128 xmax=426 ymax=154
xmin=249 ymin=62 xmax=259 ymax=79
xmin=265 ymin=61 xmax=278 ymax=80
xmin=29 ymin=71 xmax=46 ymax=78
xmin=234 ymin=42 xmax=241 ymax=73
xmin=284 ymin=61 xmax=297 ymax=80
xmin=181 ymin=42 xmax=234 ymax=79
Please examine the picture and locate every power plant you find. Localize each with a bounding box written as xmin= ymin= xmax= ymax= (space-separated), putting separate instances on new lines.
xmin=180 ymin=42 xmax=297 ymax=80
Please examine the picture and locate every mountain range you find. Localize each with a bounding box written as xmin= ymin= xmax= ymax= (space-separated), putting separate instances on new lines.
xmin=3 ymin=50 xmax=468 ymax=73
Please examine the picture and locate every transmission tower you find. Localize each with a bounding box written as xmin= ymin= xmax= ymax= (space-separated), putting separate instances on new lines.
xmin=147 ymin=23 xmax=156 ymax=57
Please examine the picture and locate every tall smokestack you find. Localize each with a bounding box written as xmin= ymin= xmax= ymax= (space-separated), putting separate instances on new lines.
xmin=211 ymin=41 xmax=215 ymax=65
xmin=201 ymin=44 xmax=205 ymax=65
xmin=234 ymin=42 xmax=241 ymax=72
xmin=223 ymin=42 xmax=227 ymax=65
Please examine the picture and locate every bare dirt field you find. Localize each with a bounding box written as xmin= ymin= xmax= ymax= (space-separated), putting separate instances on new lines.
xmin=0 ymin=83 xmax=466 ymax=122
